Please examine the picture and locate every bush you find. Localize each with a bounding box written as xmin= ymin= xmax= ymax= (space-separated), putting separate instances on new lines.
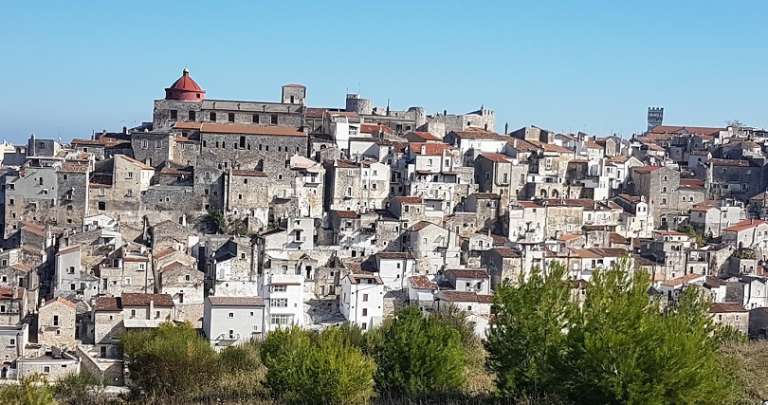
xmin=54 ymin=372 xmax=109 ymax=405
xmin=261 ymin=326 xmax=375 ymax=404
xmin=0 ymin=374 xmax=56 ymax=405
xmin=368 ymin=306 xmax=466 ymax=397
xmin=219 ymin=342 xmax=261 ymax=372
xmin=121 ymin=322 xmax=219 ymax=399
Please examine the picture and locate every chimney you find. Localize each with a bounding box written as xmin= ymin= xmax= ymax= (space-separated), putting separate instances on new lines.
xmin=122 ymin=126 xmax=128 ymax=135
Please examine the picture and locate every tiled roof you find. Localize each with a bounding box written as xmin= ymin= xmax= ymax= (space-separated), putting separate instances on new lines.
xmin=471 ymin=192 xmax=501 ymax=200
xmin=491 ymin=247 xmax=521 ymax=258
xmin=41 ymin=297 xmax=77 ymax=310
xmin=408 ymin=275 xmax=437 ymax=290
xmin=332 ymin=210 xmax=360 ymax=219
xmin=94 ymin=296 xmax=121 ymax=311
xmin=632 ymin=166 xmax=663 ymax=174
xmin=444 ymin=268 xmax=489 ymax=279
xmin=119 ymin=155 xmax=154 ymax=170
xmin=709 ymin=303 xmax=746 ymax=313
xmin=121 ymin=293 xmax=174 ymax=307
xmin=410 ymin=142 xmax=452 ymax=156
xmin=478 ymin=152 xmax=513 ymax=162
xmin=723 ymin=219 xmax=767 ymax=233
xmin=231 ymin=170 xmax=267 ymax=177
xmin=376 ymin=252 xmax=414 ymax=260
xmin=451 ymin=128 xmax=507 ymax=141
xmin=392 ymin=196 xmax=423 ymax=205
xmin=346 ymin=272 xmax=383 ymax=285
xmin=439 ymin=290 xmax=493 ymax=303
xmin=709 ymin=158 xmax=751 ymax=167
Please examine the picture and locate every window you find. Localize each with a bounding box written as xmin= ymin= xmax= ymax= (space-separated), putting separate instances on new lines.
xmin=239 ymin=136 xmax=246 ymax=148
xmin=155 ymin=311 xmax=160 ymax=319
xmin=228 ymin=113 xmax=235 ymax=122
xmin=228 ymin=312 xmax=234 ymax=319
xmin=130 ymin=309 xmax=136 ymax=318
xmin=363 ymin=294 xmax=369 ymax=302
xmin=252 ymin=114 xmax=259 ymax=124
xmin=229 ymin=330 xmax=235 ymax=339
xmin=361 ymin=322 xmax=367 ymax=330
xmin=42 ymin=366 xmax=49 ymax=373
xmin=170 ymin=110 xmax=178 ymax=120
xmin=271 ymin=284 xmax=287 ymax=292
xmin=270 ymin=114 xmax=278 ymax=125
xmin=53 ymin=315 xmax=59 ymax=326
xmin=210 ymin=112 xmax=216 ymax=122
xmin=98 ymin=201 xmax=106 ymax=211
xmin=271 ymin=298 xmax=288 ymax=307
xmin=185 ymin=274 xmax=190 ymax=281
xmin=189 ymin=110 xmax=196 ymax=120
xmin=270 ymin=314 xmax=293 ymax=326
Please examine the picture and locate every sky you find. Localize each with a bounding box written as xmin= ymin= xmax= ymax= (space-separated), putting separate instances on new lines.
xmin=1 ymin=1 xmax=766 ymax=142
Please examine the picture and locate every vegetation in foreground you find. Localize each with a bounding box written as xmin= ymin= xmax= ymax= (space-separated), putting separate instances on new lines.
xmin=2 ymin=262 xmax=767 ymax=404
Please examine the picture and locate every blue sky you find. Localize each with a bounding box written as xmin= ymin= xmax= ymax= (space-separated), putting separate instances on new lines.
xmin=1 ymin=1 xmax=766 ymax=142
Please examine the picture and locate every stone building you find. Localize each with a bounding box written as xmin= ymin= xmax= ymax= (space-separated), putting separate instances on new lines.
xmin=324 ymin=159 xmax=390 ymax=213
xmin=3 ymin=165 xmax=58 ymax=238
xmin=707 ymin=158 xmax=767 ymax=201
xmin=474 ymin=153 xmax=527 ymax=213
xmin=157 ymin=262 xmax=204 ymax=326
xmin=37 ymin=297 xmax=77 ymax=349
xmin=152 ymin=69 xmax=305 ymax=131
xmin=629 ymin=166 xmax=681 ymax=226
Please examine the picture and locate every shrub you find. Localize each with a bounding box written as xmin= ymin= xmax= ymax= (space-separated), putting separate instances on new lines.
xmin=0 ymin=374 xmax=56 ymax=405
xmin=261 ymin=326 xmax=375 ymax=404
xmin=121 ymin=322 xmax=219 ymax=399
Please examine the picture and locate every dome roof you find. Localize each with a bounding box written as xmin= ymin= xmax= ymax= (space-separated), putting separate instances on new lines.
xmin=165 ymin=68 xmax=205 ymax=101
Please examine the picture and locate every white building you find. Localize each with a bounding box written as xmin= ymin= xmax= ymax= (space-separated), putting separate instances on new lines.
xmin=340 ymin=273 xmax=384 ymax=331
xmin=203 ymin=296 xmax=266 ymax=350
xmin=406 ymin=275 xmax=437 ymax=311
xmin=374 ymin=252 xmax=416 ymax=291
xmin=264 ymin=274 xmax=304 ymax=331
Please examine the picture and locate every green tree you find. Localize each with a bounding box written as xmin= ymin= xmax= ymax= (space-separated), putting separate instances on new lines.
xmin=485 ymin=264 xmax=575 ymax=398
xmin=121 ymin=322 xmax=219 ymax=399
xmin=368 ymin=306 xmax=466 ymax=397
xmin=260 ymin=326 xmax=375 ymax=405
xmin=488 ymin=261 xmax=739 ymax=405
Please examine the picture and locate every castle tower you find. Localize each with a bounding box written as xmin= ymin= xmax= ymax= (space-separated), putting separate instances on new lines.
xmin=647 ymin=107 xmax=664 ymax=131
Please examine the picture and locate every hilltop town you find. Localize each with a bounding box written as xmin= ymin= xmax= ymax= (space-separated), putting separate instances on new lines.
xmin=0 ymin=68 xmax=766 ymax=385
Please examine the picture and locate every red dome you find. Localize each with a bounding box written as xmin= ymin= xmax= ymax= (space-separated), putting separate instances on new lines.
xmin=165 ymin=68 xmax=205 ymax=101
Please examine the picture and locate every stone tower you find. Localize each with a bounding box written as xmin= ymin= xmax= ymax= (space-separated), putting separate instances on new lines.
xmin=647 ymin=107 xmax=664 ymax=131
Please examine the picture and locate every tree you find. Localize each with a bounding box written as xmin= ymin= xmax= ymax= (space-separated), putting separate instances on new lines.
xmin=487 ymin=261 xmax=739 ymax=404
xmin=368 ymin=306 xmax=466 ymax=397
xmin=121 ymin=322 xmax=219 ymax=399
xmin=260 ymin=326 xmax=375 ymax=405
xmin=485 ymin=264 xmax=575 ymax=398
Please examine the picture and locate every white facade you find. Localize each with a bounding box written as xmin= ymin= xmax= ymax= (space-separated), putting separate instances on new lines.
xmin=264 ymin=274 xmax=304 ymax=331
xmin=203 ymin=297 xmax=266 ymax=350
xmin=340 ymin=273 xmax=384 ymax=331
